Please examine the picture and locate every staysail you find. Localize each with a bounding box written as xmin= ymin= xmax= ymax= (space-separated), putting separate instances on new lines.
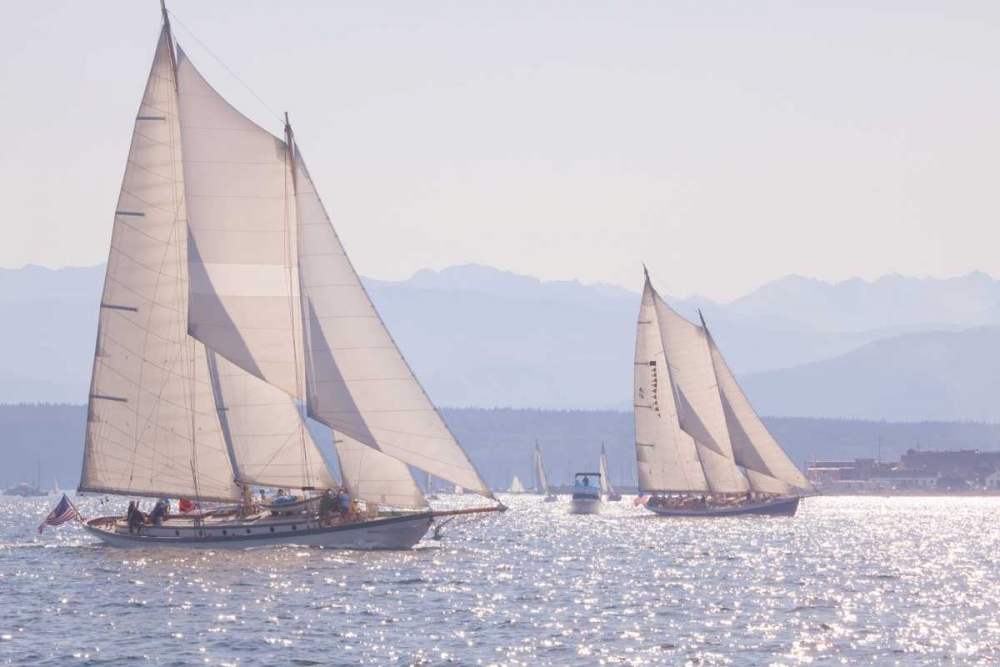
xmin=534 ymin=444 xmax=551 ymax=495
xmin=293 ymin=151 xmax=493 ymax=498
xmin=707 ymin=333 xmax=816 ymax=494
xmin=207 ymin=351 xmax=337 ymax=491
xmin=634 ymin=279 xmax=709 ymax=493
xmin=333 ymin=433 xmax=427 ymax=509
xmin=79 ymin=28 xmax=237 ymax=503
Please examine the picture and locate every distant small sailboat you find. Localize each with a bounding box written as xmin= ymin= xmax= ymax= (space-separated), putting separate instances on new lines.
xmin=599 ymin=444 xmax=622 ymax=501
xmin=2 ymin=463 xmax=48 ymax=498
xmin=508 ymin=475 xmax=526 ymax=494
xmin=425 ymin=473 xmax=439 ymax=501
xmin=59 ymin=2 xmax=502 ymax=549
xmin=569 ymin=472 xmax=602 ymax=515
xmin=633 ymin=268 xmax=816 ymax=517
xmin=534 ymin=442 xmax=558 ymax=502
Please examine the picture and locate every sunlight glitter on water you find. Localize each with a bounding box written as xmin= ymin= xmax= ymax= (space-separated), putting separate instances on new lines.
xmin=3 ymin=495 xmax=1000 ymax=664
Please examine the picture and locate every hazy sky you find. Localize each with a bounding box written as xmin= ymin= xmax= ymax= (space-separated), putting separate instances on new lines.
xmin=1 ymin=1 xmax=998 ymax=300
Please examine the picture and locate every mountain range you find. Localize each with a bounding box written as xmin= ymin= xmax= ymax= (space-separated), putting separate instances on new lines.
xmin=2 ymin=263 xmax=1000 ymax=421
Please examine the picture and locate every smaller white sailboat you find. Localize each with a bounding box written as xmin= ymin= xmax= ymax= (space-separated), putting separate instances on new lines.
xmin=508 ymin=475 xmax=526 ymax=494
xmin=569 ymin=472 xmax=602 ymax=515
xmin=633 ymin=268 xmax=816 ymax=517
xmin=599 ymin=444 xmax=622 ymax=501
xmin=425 ymin=473 xmax=439 ymax=501
xmin=534 ymin=442 xmax=558 ymax=502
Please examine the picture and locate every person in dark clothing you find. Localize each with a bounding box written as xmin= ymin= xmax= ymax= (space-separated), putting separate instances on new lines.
xmin=319 ymin=490 xmax=337 ymax=523
xmin=148 ymin=500 xmax=167 ymax=526
xmin=126 ymin=501 xmax=145 ymax=534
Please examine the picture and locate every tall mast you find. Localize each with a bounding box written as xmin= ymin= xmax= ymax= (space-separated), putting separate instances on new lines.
xmin=160 ymin=1 xmax=179 ymax=90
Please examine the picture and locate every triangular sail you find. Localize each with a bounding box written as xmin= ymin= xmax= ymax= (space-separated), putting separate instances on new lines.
xmin=177 ymin=48 xmax=305 ymax=400
xmin=334 ymin=433 xmax=427 ymax=509
xmin=508 ymin=475 xmax=526 ymax=493
xmin=634 ymin=280 xmax=709 ymax=493
xmin=79 ymin=28 xmax=237 ymax=502
xmin=707 ymin=333 xmax=816 ymax=494
xmin=293 ymin=150 xmax=493 ymax=499
xmin=651 ymin=291 xmax=748 ymax=494
xmin=207 ymin=351 xmax=337 ymax=491
xmin=599 ymin=445 xmax=614 ymax=495
xmin=534 ymin=445 xmax=550 ymax=495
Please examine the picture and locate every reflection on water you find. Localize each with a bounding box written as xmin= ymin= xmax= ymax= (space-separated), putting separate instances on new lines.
xmin=2 ymin=495 xmax=1000 ymax=665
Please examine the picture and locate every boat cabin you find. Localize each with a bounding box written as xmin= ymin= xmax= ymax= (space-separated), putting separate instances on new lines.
xmin=572 ymin=472 xmax=601 ymax=500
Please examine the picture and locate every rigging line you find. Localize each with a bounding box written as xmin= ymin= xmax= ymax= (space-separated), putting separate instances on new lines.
xmin=164 ymin=9 xmax=285 ymax=127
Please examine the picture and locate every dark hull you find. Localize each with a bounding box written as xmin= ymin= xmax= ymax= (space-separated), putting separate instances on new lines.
xmin=644 ymin=496 xmax=800 ymax=517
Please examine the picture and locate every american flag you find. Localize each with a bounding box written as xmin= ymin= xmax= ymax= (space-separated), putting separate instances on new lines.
xmin=38 ymin=494 xmax=79 ymax=533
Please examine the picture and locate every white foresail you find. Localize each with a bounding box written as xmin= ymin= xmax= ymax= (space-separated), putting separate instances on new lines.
xmin=651 ymin=290 xmax=749 ymax=494
xmin=177 ymin=48 xmax=305 ymax=400
xmin=634 ymin=280 xmax=709 ymax=493
xmin=207 ymin=352 xmax=337 ymax=491
xmin=334 ymin=433 xmax=428 ymax=509
xmin=293 ymin=150 xmax=493 ymax=498
xmin=534 ymin=446 xmax=550 ymax=495
xmin=708 ymin=334 xmax=816 ymax=494
xmin=79 ymin=29 xmax=237 ymax=502
xmin=508 ymin=475 xmax=526 ymax=493
xmin=599 ymin=446 xmax=614 ymax=495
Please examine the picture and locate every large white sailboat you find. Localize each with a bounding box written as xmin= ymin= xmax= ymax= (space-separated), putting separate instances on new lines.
xmin=634 ymin=269 xmax=816 ymax=517
xmin=73 ymin=4 xmax=501 ymax=549
xmin=534 ymin=443 xmax=558 ymax=502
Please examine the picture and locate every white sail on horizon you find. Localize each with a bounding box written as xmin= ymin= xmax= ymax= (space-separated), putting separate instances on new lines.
xmin=534 ymin=445 xmax=551 ymax=495
xmin=599 ymin=445 xmax=614 ymax=496
xmin=79 ymin=28 xmax=238 ymax=503
xmin=508 ymin=475 xmax=526 ymax=493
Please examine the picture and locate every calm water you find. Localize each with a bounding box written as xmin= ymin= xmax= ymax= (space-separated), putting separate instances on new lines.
xmin=2 ymin=494 xmax=1000 ymax=666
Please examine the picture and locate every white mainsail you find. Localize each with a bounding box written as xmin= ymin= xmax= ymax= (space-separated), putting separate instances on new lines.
xmin=599 ymin=445 xmax=614 ymax=496
xmin=634 ymin=280 xmax=709 ymax=493
xmin=707 ymin=334 xmax=816 ymax=494
xmin=79 ymin=28 xmax=237 ymax=503
xmin=533 ymin=445 xmax=551 ymax=495
xmin=651 ymin=290 xmax=748 ymax=494
xmin=334 ymin=433 xmax=427 ymax=509
xmin=508 ymin=475 xmax=526 ymax=493
xmin=178 ymin=48 xmax=305 ymax=400
xmin=207 ymin=351 xmax=337 ymax=491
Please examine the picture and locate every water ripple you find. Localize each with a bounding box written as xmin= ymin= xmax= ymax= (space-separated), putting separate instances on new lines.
xmin=3 ymin=495 xmax=1000 ymax=664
